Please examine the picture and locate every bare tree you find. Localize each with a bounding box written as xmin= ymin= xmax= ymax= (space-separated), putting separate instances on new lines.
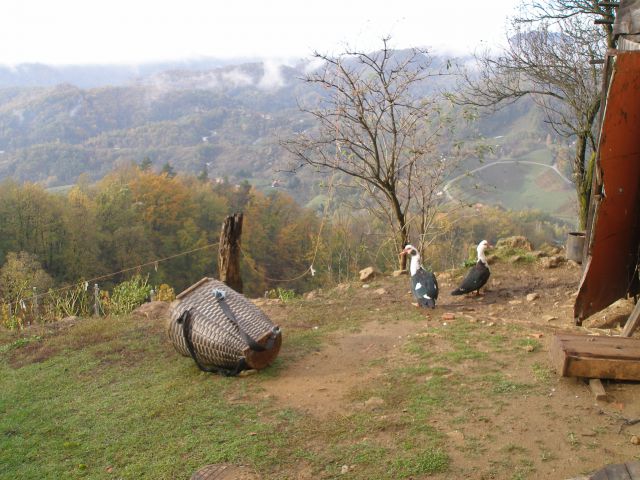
xmin=454 ymin=0 xmax=615 ymax=228
xmin=282 ymin=38 xmax=454 ymax=269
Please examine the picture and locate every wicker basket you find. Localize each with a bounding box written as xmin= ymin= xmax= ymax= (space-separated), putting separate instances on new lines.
xmin=166 ymin=278 xmax=281 ymax=375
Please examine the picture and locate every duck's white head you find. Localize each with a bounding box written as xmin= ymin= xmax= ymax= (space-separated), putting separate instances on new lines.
xmin=400 ymin=244 xmax=421 ymax=275
xmin=477 ymin=240 xmax=491 ymax=265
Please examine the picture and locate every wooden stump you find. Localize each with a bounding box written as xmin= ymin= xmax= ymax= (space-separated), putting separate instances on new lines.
xmin=218 ymin=213 xmax=243 ymax=293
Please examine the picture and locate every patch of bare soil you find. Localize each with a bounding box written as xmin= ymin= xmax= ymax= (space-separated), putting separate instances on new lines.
xmin=259 ymin=260 xmax=640 ymax=479
xmin=261 ymin=318 xmax=424 ymax=417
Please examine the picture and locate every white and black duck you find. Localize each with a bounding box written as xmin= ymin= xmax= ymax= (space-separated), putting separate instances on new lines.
xmin=401 ymin=244 xmax=438 ymax=308
xmin=451 ymin=240 xmax=492 ymax=296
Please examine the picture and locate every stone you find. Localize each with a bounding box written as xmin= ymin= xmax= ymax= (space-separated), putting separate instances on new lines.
xmin=362 ymin=284 xmax=370 ymax=289
xmin=532 ymin=250 xmax=549 ymax=258
xmin=524 ymin=345 xmax=535 ymax=352
xmin=341 ymin=465 xmax=349 ymax=474
xmin=359 ymin=266 xmax=377 ymax=282
xmin=486 ymin=254 xmax=499 ymax=264
xmin=509 ymin=255 xmax=525 ymax=263
xmin=526 ymin=293 xmax=540 ymax=302
xmin=631 ymin=435 xmax=640 ymax=445
xmin=374 ymin=288 xmax=386 ymax=295
xmin=304 ymin=290 xmax=317 ymax=300
xmin=495 ymin=236 xmax=534 ymax=251
xmin=540 ymin=255 xmax=565 ymax=269
xmin=393 ymin=270 xmax=407 ymax=277
xmin=132 ymin=301 xmax=169 ymax=320
xmin=335 ymin=283 xmax=350 ymax=292
xmin=543 ymin=315 xmax=558 ymax=322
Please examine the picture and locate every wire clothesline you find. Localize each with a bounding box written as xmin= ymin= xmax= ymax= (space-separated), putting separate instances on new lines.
xmin=18 ymin=241 xmax=221 ymax=302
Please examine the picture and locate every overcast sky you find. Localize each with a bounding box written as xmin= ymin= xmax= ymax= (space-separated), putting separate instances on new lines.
xmin=1 ymin=0 xmax=519 ymax=65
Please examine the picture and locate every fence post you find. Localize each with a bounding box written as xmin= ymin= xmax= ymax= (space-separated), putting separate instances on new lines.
xmin=33 ymin=286 xmax=38 ymax=320
xmin=94 ymin=283 xmax=100 ymax=316
xmin=218 ymin=212 xmax=243 ymax=293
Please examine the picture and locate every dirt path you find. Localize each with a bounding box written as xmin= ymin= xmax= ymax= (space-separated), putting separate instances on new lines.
xmin=258 ymin=259 xmax=640 ymax=479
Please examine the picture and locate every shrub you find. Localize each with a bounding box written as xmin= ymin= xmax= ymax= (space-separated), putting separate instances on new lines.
xmin=109 ymin=275 xmax=152 ymax=315
xmin=155 ymin=284 xmax=175 ymax=302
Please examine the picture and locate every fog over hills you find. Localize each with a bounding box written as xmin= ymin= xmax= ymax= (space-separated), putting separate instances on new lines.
xmin=0 ymin=54 xmax=576 ymax=220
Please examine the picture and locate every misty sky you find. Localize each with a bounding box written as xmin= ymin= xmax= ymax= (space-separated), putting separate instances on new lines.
xmin=2 ymin=0 xmax=519 ymax=65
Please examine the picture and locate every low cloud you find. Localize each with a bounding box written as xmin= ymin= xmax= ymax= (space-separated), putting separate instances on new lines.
xmin=258 ymin=60 xmax=285 ymax=90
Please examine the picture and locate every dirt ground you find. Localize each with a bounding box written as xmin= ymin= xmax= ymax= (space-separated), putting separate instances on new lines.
xmin=256 ymin=258 xmax=640 ymax=479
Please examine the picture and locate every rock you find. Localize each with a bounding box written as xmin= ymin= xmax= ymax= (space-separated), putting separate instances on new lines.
xmin=543 ymin=315 xmax=558 ymax=322
xmin=526 ymin=293 xmax=540 ymax=302
xmin=359 ymin=267 xmax=377 ymax=281
xmin=335 ymin=283 xmax=350 ymax=292
xmin=524 ymin=345 xmax=535 ymax=352
xmin=486 ymin=254 xmax=499 ymax=264
xmin=540 ymin=255 xmax=565 ymax=269
xmin=509 ymin=255 xmax=525 ymax=263
xmin=631 ymin=435 xmax=640 ymax=445
xmin=341 ymin=465 xmax=349 ymax=474
xmin=304 ymin=291 xmax=317 ymax=300
xmin=532 ymin=250 xmax=549 ymax=258
xmin=393 ymin=269 xmax=407 ymax=277
xmin=362 ymin=284 xmax=370 ymax=289
xmin=496 ymin=236 xmax=534 ymax=251
xmin=374 ymin=288 xmax=386 ymax=295
xmin=539 ymin=243 xmax=562 ymax=255
xmin=364 ymin=397 xmax=385 ymax=409
xmin=438 ymin=271 xmax=452 ymax=281
xmin=132 ymin=301 xmax=169 ymax=320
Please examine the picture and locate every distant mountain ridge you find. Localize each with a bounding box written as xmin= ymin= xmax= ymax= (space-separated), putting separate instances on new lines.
xmin=0 ymin=58 xmax=263 ymax=89
xmin=0 ymin=55 xmax=576 ymax=220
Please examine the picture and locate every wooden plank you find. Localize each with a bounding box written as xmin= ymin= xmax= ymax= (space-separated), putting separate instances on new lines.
xmin=589 ymin=378 xmax=608 ymax=401
xmin=557 ymin=335 xmax=640 ymax=360
xmin=551 ymin=334 xmax=640 ymax=380
xmin=622 ymin=301 xmax=640 ymax=337
xmin=176 ymin=277 xmax=212 ymax=300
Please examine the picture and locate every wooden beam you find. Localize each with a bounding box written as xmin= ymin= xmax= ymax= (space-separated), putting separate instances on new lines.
xmin=551 ymin=334 xmax=640 ymax=380
xmin=589 ymin=378 xmax=608 ymax=401
xmin=622 ymin=300 xmax=640 ymax=337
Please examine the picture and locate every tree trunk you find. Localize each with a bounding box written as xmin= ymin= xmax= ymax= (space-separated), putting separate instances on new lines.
xmin=218 ymin=213 xmax=243 ymax=293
